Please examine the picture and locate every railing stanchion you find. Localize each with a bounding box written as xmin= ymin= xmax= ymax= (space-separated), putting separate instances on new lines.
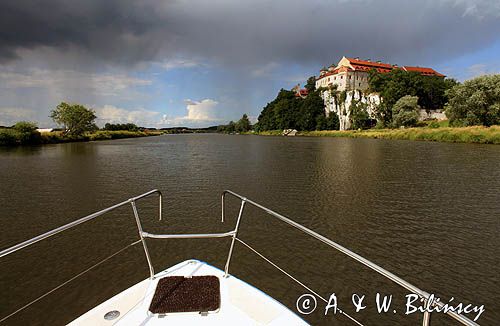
xmin=221 ymin=192 xmax=225 ymax=222
xmin=159 ymin=193 xmax=163 ymax=221
xmin=224 ymin=199 xmax=246 ymax=277
xmin=422 ymin=299 xmax=431 ymax=326
xmin=130 ymin=200 xmax=155 ymax=279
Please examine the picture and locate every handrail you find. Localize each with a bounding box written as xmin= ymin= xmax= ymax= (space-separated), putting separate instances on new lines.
xmin=0 ymin=189 xmax=479 ymax=326
xmin=221 ymin=190 xmax=478 ymax=326
xmin=0 ymin=189 xmax=162 ymax=258
xmin=0 ymin=240 xmax=142 ymax=323
xmin=0 ymin=189 xmax=163 ymax=323
xmin=142 ymin=231 xmax=235 ymax=239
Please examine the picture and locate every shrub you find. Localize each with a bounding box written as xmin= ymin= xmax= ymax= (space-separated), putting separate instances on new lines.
xmin=392 ymin=96 xmax=420 ymax=128
xmin=350 ymin=100 xmax=371 ymax=130
xmin=103 ymin=123 xmax=139 ymax=131
xmin=428 ymin=121 xmax=441 ymax=128
xmin=0 ymin=129 xmax=18 ymax=145
xmin=316 ymin=112 xmax=339 ymax=130
xmin=13 ymin=121 xmax=38 ymax=133
xmin=445 ymin=74 xmax=500 ymax=127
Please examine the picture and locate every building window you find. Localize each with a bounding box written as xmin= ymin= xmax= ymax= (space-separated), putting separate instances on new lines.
xmin=359 ymin=83 xmax=361 ymax=87
xmin=341 ymin=76 xmax=343 ymax=79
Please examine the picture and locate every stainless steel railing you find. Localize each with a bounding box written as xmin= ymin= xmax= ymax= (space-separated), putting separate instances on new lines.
xmin=219 ymin=190 xmax=479 ymax=326
xmin=0 ymin=189 xmax=162 ymax=258
xmin=0 ymin=189 xmax=479 ymax=326
xmin=0 ymin=189 xmax=163 ymax=323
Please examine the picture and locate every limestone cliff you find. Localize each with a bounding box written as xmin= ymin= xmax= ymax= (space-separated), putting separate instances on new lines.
xmin=321 ymin=90 xmax=381 ymax=130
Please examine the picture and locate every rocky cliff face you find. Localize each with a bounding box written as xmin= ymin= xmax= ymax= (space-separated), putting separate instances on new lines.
xmin=321 ymin=90 xmax=381 ymax=130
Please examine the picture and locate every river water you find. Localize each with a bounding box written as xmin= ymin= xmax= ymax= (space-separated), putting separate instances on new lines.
xmin=0 ymin=134 xmax=499 ymax=325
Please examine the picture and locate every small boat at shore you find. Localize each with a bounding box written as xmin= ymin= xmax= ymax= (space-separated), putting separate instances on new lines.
xmin=0 ymin=190 xmax=479 ymax=325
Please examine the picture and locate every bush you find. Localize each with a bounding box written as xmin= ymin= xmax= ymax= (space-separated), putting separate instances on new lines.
xmin=13 ymin=121 xmax=38 ymax=133
xmin=103 ymin=123 xmax=139 ymax=131
xmin=445 ymin=74 xmax=500 ymax=127
xmin=12 ymin=121 xmax=41 ymax=144
xmin=316 ymin=112 xmax=339 ymax=130
xmin=0 ymin=129 xmax=18 ymax=145
xmin=428 ymin=121 xmax=441 ymax=128
xmin=392 ymin=96 xmax=420 ymax=128
xmin=350 ymin=100 xmax=371 ymax=130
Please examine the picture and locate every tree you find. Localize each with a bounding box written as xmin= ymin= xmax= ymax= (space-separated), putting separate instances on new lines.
xmin=104 ymin=123 xmax=139 ymax=131
xmin=256 ymin=85 xmax=328 ymax=131
xmin=50 ymin=102 xmax=97 ymax=136
xmin=217 ymin=121 xmax=236 ymax=133
xmin=350 ymin=100 xmax=371 ymax=129
xmin=316 ymin=112 xmax=339 ymax=130
xmin=256 ymin=89 xmax=298 ymax=131
xmin=305 ymin=76 xmax=316 ymax=92
xmin=368 ymin=69 xmax=456 ymax=126
xmin=392 ymin=95 xmax=421 ymax=128
xmin=235 ymin=114 xmax=252 ymax=132
xmin=445 ymin=74 xmax=500 ymax=127
xmin=296 ymin=89 xmax=325 ymax=130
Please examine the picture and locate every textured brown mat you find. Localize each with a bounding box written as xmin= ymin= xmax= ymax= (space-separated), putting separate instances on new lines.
xmin=149 ymin=276 xmax=220 ymax=314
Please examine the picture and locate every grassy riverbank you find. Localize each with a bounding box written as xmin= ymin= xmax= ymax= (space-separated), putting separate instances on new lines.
xmin=248 ymin=125 xmax=500 ymax=144
xmin=0 ymin=129 xmax=163 ymax=146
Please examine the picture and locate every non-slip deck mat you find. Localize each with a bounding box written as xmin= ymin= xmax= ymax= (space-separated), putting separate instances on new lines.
xmin=149 ymin=276 xmax=220 ymax=314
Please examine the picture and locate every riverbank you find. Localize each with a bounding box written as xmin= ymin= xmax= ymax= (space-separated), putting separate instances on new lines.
xmin=247 ymin=125 xmax=500 ymax=144
xmin=0 ymin=129 xmax=163 ymax=146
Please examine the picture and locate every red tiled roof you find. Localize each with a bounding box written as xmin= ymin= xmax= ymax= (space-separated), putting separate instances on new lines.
xmin=403 ymin=66 xmax=445 ymax=77
xmin=316 ymin=71 xmax=336 ymax=80
xmin=317 ymin=57 xmax=445 ymax=80
xmin=346 ymin=57 xmax=393 ymax=69
xmin=295 ymin=88 xmax=309 ymax=97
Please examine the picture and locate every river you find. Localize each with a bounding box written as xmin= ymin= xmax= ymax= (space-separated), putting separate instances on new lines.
xmin=1 ymin=134 xmax=499 ymax=325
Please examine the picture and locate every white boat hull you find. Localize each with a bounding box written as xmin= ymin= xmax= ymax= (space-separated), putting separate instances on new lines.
xmin=69 ymin=259 xmax=308 ymax=325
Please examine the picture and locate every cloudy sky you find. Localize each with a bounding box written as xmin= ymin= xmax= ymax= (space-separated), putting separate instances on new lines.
xmin=1 ymin=0 xmax=499 ymax=128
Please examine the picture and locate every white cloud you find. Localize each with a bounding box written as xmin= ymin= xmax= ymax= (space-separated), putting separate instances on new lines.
xmin=94 ymin=105 xmax=160 ymax=126
xmin=160 ymin=98 xmax=222 ymax=126
xmin=159 ymin=59 xmax=204 ymax=70
xmin=0 ymin=107 xmax=36 ymax=126
xmin=466 ymin=63 xmax=500 ymax=78
xmin=443 ymin=0 xmax=500 ymax=18
xmin=184 ymin=99 xmax=219 ymax=120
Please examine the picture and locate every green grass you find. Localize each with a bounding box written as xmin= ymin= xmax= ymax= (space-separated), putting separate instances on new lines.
xmin=241 ymin=130 xmax=282 ymax=136
xmin=250 ymin=125 xmax=500 ymax=144
xmin=0 ymin=129 xmax=163 ymax=146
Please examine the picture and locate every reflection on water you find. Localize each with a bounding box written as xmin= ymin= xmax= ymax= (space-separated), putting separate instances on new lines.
xmin=0 ymin=134 xmax=499 ymax=325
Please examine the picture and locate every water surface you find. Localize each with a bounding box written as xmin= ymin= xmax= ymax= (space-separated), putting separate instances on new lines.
xmin=1 ymin=134 xmax=498 ymax=325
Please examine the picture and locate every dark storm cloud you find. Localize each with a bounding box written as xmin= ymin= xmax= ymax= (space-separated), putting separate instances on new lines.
xmin=1 ymin=0 xmax=499 ymax=67
xmin=0 ymin=0 xmax=167 ymax=64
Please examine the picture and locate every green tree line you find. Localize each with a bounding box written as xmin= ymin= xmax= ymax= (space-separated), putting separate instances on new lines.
xmin=254 ymin=70 xmax=499 ymax=131
xmin=1 ymin=102 xmax=154 ymax=146
xmin=254 ymin=77 xmax=339 ymax=132
xmin=368 ymin=69 xmax=458 ymax=127
xmin=217 ymin=114 xmax=252 ymax=133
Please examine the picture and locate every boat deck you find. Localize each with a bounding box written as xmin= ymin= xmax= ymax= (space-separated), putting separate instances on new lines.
xmin=68 ymin=259 xmax=308 ymax=325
